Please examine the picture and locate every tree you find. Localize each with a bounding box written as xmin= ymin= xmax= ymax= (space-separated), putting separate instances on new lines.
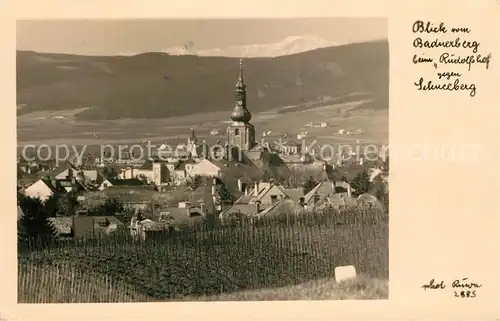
xmin=18 ymin=195 xmax=58 ymax=246
xmin=187 ymin=175 xmax=202 ymax=190
xmin=302 ymin=176 xmax=317 ymax=194
xmin=89 ymin=198 xmax=124 ymax=216
xmin=41 ymin=194 xmax=59 ymax=217
xmin=350 ymin=170 xmax=371 ymax=195
xmin=217 ymin=184 xmax=233 ymax=203
xmin=57 ymin=191 xmax=79 ymax=216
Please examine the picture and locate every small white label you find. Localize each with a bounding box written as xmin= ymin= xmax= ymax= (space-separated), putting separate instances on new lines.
xmin=335 ymin=265 xmax=357 ymax=282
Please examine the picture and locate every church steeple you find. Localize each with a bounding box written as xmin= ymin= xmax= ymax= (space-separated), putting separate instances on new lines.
xmin=227 ymin=59 xmax=256 ymax=152
xmin=231 ymin=59 xmax=251 ymax=123
xmin=189 ymin=128 xmax=197 ymax=143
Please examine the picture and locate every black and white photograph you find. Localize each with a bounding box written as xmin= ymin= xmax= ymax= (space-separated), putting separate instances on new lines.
xmin=16 ymin=18 xmax=389 ymax=302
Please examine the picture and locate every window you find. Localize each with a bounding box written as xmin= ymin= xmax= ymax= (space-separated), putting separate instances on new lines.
xmin=270 ymin=195 xmax=278 ymax=203
xmin=234 ymin=129 xmax=240 ymax=136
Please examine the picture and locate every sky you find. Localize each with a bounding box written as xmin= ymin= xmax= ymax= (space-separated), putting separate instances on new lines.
xmin=17 ymin=18 xmax=387 ymax=55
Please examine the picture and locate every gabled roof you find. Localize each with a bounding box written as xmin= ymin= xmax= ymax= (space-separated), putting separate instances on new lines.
xmin=106 ymin=178 xmax=144 ymax=187
xmin=140 ymin=160 xmax=154 ymax=170
xmin=283 ymin=188 xmax=304 ymax=202
xmin=220 ymin=203 xmax=260 ymax=216
xmin=159 ymin=206 xmax=205 ymax=226
xmin=46 ymin=160 xmax=79 ymax=177
xmin=257 ymin=198 xmax=304 ymax=217
xmin=304 ymin=181 xmax=334 ymax=204
xmin=39 ymin=178 xmax=67 ymax=193
xmin=235 ymin=182 xmax=301 ymax=204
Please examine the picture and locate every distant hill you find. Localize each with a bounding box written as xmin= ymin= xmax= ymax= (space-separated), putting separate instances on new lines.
xmin=16 ymin=40 xmax=388 ymax=120
xmin=163 ymin=35 xmax=341 ymax=57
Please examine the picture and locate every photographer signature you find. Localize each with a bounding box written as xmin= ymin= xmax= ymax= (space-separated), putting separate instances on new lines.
xmin=421 ymin=278 xmax=482 ymax=297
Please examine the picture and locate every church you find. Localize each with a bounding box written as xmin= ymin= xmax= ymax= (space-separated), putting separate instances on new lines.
xmin=189 ymin=59 xmax=271 ymax=165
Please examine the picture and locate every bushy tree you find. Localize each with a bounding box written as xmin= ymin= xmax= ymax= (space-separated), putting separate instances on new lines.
xmin=88 ymin=198 xmax=124 ymax=216
xmin=57 ymin=191 xmax=79 ymax=216
xmin=217 ymin=184 xmax=233 ymax=203
xmin=18 ymin=194 xmax=58 ymax=246
xmin=350 ymin=170 xmax=371 ymax=195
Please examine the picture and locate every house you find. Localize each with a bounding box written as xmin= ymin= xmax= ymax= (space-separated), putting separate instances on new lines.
xmin=190 ymin=158 xmax=223 ymax=178
xmin=157 ymin=201 xmax=206 ymax=228
xmin=72 ymin=215 xmax=124 ymax=239
xmin=47 ymin=161 xmax=79 ymax=180
xmin=256 ymin=198 xmax=305 ymax=218
xmin=98 ymin=178 xmax=145 ymax=191
xmin=23 ymin=177 xmax=84 ymax=201
xmin=58 ymin=178 xmax=87 ymax=193
xmin=235 ymin=181 xmax=303 ymax=208
xmin=219 ymin=202 xmax=262 ymax=220
xmin=23 ymin=179 xmax=57 ymax=201
xmin=120 ymin=160 xmax=170 ymax=185
xmin=303 ymin=181 xmax=354 ymax=210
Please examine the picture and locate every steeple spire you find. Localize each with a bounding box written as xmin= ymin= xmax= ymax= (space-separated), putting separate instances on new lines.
xmin=189 ymin=128 xmax=197 ymax=143
xmin=231 ymin=58 xmax=251 ymax=123
xmin=238 ymin=58 xmax=244 ymax=82
xmin=236 ymin=58 xmax=246 ymax=91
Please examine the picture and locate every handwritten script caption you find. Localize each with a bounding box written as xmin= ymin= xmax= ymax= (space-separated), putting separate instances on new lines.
xmin=421 ymin=277 xmax=482 ymax=298
xmin=412 ymin=20 xmax=492 ymax=97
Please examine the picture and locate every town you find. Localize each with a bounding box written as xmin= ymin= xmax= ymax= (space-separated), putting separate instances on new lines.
xmin=17 ymin=52 xmax=389 ymax=301
xmin=18 ymin=60 xmax=388 ymax=239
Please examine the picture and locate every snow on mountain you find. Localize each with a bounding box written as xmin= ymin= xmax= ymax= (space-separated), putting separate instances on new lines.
xmin=163 ymin=35 xmax=340 ymax=58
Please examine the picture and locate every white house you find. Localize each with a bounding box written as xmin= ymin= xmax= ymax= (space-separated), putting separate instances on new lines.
xmin=120 ymin=160 xmax=170 ymax=185
xmin=190 ymin=159 xmax=223 ymax=178
xmin=23 ymin=179 xmax=57 ymax=202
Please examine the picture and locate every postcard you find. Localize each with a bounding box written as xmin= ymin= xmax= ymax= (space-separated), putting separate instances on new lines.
xmin=0 ymin=0 xmax=498 ymax=320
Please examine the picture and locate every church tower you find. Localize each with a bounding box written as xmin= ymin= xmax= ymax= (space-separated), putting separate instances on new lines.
xmin=187 ymin=128 xmax=198 ymax=158
xmin=227 ymin=59 xmax=256 ymax=152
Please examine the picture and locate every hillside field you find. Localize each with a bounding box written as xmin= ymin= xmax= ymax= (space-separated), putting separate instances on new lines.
xmin=19 ymin=217 xmax=388 ymax=302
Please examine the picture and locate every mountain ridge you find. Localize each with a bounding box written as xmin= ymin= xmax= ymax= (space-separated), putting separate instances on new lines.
xmin=16 ymin=40 xmax=389 ymax=120
xmin=163 ymin=35 xmax=341 ymax=58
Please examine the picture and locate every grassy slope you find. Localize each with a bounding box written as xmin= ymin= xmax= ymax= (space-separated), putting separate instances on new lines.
xmin=182 ymin=276 xmax=388 ymax=301
xmin=16 ymin=40 xmax=388 ymax=120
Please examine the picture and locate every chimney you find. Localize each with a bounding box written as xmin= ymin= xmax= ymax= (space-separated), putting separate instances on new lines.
xmin=245 ymin=186 xmax=248 ymax=196
xmin=299 ymin=197 xmax=305 ymax=207
xmin=71 ymin=176 xmax=76 ymax=184
xmin=255 ymin=200 xmax=261 ymax=213
xmin=237 ymin=178 xmax=242 ymax=192
xmin=254 ymin=182 xmax=259 ymax=196
xmin=51 ymin=178 xmax=57 ymax=189
xmin=347 ymin=183 xmax=352 ymax=198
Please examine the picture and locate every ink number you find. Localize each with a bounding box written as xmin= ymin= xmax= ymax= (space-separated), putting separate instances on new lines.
xmin=454 ymin=290 xmax=476 ymax=298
